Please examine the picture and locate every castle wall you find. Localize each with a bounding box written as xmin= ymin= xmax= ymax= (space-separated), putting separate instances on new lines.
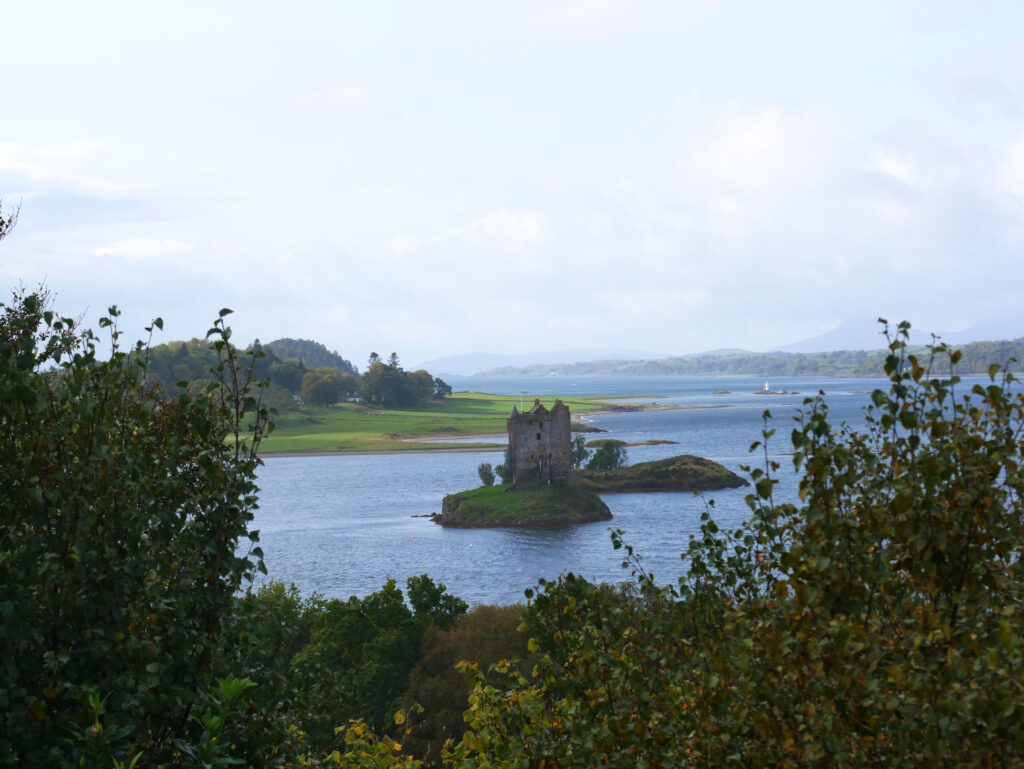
xmin=508 ymin=399 xmax=571 ymax=488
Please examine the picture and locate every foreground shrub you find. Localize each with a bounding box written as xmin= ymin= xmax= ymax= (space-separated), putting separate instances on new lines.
xmin=402 ymin=604 xmax=534 ymax=766
xmin=0 ymin=290 xmax=272 ymax=766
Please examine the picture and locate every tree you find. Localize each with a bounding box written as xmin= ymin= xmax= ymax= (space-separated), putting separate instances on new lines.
xmin=0 ymin=292 xmax=271 ymax=766
xmin=433 ymin=377 xmax=452 ymax=399
xmin=291 ymin=576 xmax=466 ymax=748
xmin=301 ymin=370 xmax=342 ymax=405
xmin=387 ymin=351 xmax=402 ymax=369
xmin=570 ymin=434 xmax=590 ymax=468
xmin=584 ymin=440 xmax=627 ymax=471
xmin=269 ymin=357 xmax=306 ymax=391
xmin=495 ymin=448 xmax=514 ymax=484
xmin=477 ymin=462 xmax=496 ymax=486
xmin=408 ymin=369 xmax=435 ymax=401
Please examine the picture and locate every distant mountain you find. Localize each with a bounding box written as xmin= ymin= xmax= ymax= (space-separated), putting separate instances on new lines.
xmin=773 ymin=319 xmax=893 ymax=353
xmin=776 ymin=318 xmax=1024 ymax=353
xmin=473 ymin=336 xmax=1024 ymax=378
xmin=415 ymin=348 xmax=668 ymax=377
xmin=937 ymin=320 xmax=1024 ymax=346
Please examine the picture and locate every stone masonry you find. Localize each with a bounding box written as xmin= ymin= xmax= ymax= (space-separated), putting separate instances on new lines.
xmin=507 ymin=398 xmax=571 ymax=488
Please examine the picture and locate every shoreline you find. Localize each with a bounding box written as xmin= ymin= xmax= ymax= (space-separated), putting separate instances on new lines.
xmin=260 ymin=443 xmax=506 ymax=459
xmin=258 ymin=402 xmax=735 ymax=459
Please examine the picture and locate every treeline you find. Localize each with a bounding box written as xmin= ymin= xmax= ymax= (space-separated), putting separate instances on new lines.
xmin=143 ymin=338 xmax=450 ymax=410
xmin=482 ymin=336 xmax=1024 ymax=377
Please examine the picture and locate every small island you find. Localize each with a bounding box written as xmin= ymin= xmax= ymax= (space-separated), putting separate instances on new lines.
xmin=572 ymin=454 xmax=748 ymax=493
xmin=434 ymin=484 xmax=612 ymax=528
xmin=435 ymin=399 xmax=748 ymax=528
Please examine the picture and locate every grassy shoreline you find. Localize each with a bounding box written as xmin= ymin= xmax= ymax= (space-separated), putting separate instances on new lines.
xmin=257 ymin=392 xmax=728 ymax=456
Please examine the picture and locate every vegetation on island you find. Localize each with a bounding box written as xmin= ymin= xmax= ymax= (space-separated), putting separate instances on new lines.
xmin=436 ymin=484 xmax=612 ymax=528
xmin=572 ymin=453 xmax=749 ymax=493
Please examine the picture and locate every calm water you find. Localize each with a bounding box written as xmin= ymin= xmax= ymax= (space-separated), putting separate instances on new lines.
xmin=251 ymin=374 xmax=977 ymax=605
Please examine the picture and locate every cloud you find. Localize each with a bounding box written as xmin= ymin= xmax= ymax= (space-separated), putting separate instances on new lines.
xmin=290 ymin=85 xmax=378 ymax=114
xmin=524 ymin=0 xmax=706 ymax=32
xmin=456 ymin=209 xmax=548 ymax=249
xmin=527 ymin=0 xmax=640 ymax=28
xmin=0 ymin=141 xmax=131 ymax=195
xmin=1001 ymin=133 xmax=1024 ymax=203
xmin=92 ymin=238 xmax=193 ymax=260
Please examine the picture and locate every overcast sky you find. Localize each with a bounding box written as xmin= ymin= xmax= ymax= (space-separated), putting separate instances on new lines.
xmin=2 ymin=0 xmax=1023 ymax=367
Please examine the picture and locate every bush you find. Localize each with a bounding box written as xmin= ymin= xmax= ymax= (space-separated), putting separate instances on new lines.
xmin=402 ymin=604 xmax=534 ymax=767
xmin=477 ymin=462 xmax=496 ymax=486
xmin=585 ymin=440 xmax=627 ymax=471
xmin=0 ymin=291 xmax=272 ymax=766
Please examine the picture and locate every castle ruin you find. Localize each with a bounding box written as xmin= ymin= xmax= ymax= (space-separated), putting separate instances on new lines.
xmin=507 ymin=398 xmax=571 ymax=488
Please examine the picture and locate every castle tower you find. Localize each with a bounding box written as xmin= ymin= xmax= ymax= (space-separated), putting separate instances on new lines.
xmin=507 ymin=398 xmax=571 ymax=488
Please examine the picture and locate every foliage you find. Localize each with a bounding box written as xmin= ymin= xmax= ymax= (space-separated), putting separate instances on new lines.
xmin=218 ymin=581 xmax=327 ymax=766
xmin=495 ymin=448 xmax=513 ymax=484
xmin=584 ymin=439 xmax=628 ymax=471
xmin=438 ymin=484 xmax=611 ymax=527
xmin=572 ymin=453 xmax=748 ymax=493
xmin=447 ymin=322 xmax=1024 ymax=767
xmin=477 ymin=462 xmax=496 ymax=487
xmin=432 ymin=377 xmax=452 ymax=399
xmin=570 ymin=434 xmax=590 ymax=468
xmin=302 ymin=371 xmax=343 ymax=406
xmin=0 ymin=197 xmax=18 ymax=243
xmin=265 ymin=337 xmax=358 ymax=376
xmin=292 ymin=576 xmax=467 ymax=751
xmin=402 ymin=605 xmax=534 ymax=768
xmin=361 ymin=360 xmax=416 ymax=407
xmin=0 ymin=290 xmax=272 ymax=766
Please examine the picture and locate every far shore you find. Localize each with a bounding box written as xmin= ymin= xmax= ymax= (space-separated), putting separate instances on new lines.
xmin=260 ymin=444 xmax=506 ymax=459
xmin=258 ymin=397 xmax=735 ymax=458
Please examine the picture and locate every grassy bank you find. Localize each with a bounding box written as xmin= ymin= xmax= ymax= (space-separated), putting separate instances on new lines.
xmin=572 ymin=454 xmax=749 ymax=493
xmin=258 ymin=392 xmax=620 ymax=454
xmin=437 ymin=483 xmax=612 ymax=527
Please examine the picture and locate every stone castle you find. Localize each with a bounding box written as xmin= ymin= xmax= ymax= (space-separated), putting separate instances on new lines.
xmin=507 ymin=398 xmax=571 ymax=488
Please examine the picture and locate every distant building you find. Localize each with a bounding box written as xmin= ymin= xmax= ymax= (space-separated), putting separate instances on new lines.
xmin=507 ymin=398 xmax=571 ymax=488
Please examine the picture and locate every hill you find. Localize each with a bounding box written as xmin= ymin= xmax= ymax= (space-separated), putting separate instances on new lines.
xmin=478 ymin=337 xmax=1024 ymax=378
xmin=265 ymin=338 xmax=358 ymax=375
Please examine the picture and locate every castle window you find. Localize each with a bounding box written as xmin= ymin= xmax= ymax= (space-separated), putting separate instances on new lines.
xmin=536 ymin=432 xmax=541 ymax=440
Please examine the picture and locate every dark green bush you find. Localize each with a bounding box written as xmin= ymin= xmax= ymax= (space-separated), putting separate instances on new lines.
xmin=0 ymin=290 xmax=271 ymax=767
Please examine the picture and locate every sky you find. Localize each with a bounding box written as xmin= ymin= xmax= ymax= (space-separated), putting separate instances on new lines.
xmin=2 ymin=0 xmax=1023 ymax=368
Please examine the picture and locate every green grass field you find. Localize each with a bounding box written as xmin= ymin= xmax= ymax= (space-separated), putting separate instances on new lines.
xmin=258 ymin=392 xmax=619 ymax=454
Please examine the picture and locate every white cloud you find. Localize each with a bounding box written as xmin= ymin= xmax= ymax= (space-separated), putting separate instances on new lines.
xmin=93 ymin=238 xmax=192 ymax=259
xmin=869 ymin=151 xmax=921 ymax=189
xmin=1001 ymin=134 xmax=1024 ymax=202
xmin=527 ymin=0 xmax=639 ymax=28
xmin=291 ymin=85 xmax=377 ymax=114
xmin=456 ymin=209 xmax=548 ymax=250
xmin=0 ymin=141 xmax=132 ymax=195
